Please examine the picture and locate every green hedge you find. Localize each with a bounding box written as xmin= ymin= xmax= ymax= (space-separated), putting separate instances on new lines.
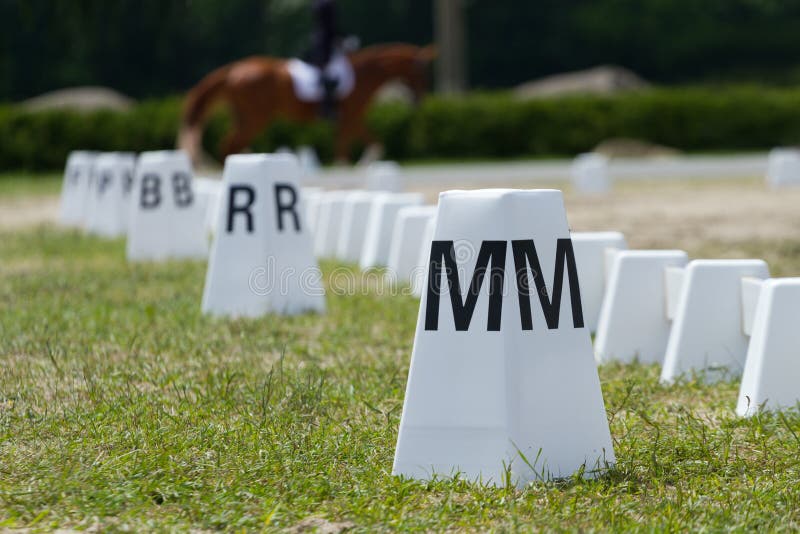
xmin=4 ymin=86 xmax=800 ymax=172
xmin=0 ymin=99 xmax=331 ymax=172
xmin=0 ymin=99 xmax=183 ymax=171
xmin=369 ymin=87 xmax=800 ymax=160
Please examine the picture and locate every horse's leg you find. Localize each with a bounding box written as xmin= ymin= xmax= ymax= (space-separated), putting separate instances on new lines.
xmin=220 ymin=124 xmax=251 ymax=158
xmin=334 ymin=121 xmax=353 ymax=164
xmin=358 ymin=143 xmax=385 ymax=166
xmin=220 ymin=106 xmax=273 ymax=159
xmin=356 ymin=121 xmax=384 ymax=165
xmin=340 ymin=115 xmax=384 ymax=166
xmin=334 ymin=113 xmax=370 ymax=163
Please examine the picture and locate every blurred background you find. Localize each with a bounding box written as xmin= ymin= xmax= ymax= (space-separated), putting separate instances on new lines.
xmin=3 ymin=0 xmax=800 ymax=169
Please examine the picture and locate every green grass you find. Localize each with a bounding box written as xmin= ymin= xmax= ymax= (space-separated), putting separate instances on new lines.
xmin=2 ymin=226 xmax=800 ymax=531
xmin=0 ymin=173 xmax=61 ymax=197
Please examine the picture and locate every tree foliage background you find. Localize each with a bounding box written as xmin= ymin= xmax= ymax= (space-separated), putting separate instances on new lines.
xmin=2 ymin=0 xmax=800 ymax=101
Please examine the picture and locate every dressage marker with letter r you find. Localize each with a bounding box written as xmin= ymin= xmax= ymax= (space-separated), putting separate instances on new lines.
xmin=202 ymin=154 xmax=325 ymax=318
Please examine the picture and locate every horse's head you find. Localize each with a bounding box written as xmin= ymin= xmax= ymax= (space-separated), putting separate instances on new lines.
xmin=349 ymin=44 xmax=438 ymax=106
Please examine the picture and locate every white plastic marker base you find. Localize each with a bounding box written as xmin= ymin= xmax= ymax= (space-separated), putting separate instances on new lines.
xmin=126 ymin=150 xmax=208 ymax=262
xmin=366 ymin=161 xmax=404 ymax=192
xmin=737 ymin=278 xmax=800 ymax=416
xmin=766 ymin=148 xmax=800 ymax=189
xmin=571 ymin=153 xmax=611 ymax=195
xmin=740 ymin=277 xmax=763 ymax=337
xmin=202 ymin=154 xmax=325 ymax=317
xmin=314 ymin=191 xmax=361 ymax=259
xmin=411 ymin=215 xmax=437 ymax=297
xmin=663 ymin=266 xmax=686 ymax=320
xmin=386 ymin=205 xmax=437 ymax=285
xmin=85 ymin=152 xmax=136 ymax=237
xmin=594 ymin=250 xmax=688 ymax=364
xmin=297 ymin=146 xmax=321 ymax=177
xmin=59 ymin=151 xmax=97 ymax=227
xmin=393 ymin=189 xmax=614 ymax=485
xmin=360 ymin=192 xmax=424 ymax=269
xmin=570 ymin=232 xmax=627 ymax=332
xmin=194 ymin=177 xmax=223 ymax=238
xmin=302 ymin=187 xmax=324 ymax=235
xmin=661 ymin=259 xmax=769 ymax=384
xmin=337 ymin=191 xmax=380 ymax=262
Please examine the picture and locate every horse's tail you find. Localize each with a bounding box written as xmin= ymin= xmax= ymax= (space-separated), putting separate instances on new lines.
xmin=178 ymin=65 xmax=231 ymax=165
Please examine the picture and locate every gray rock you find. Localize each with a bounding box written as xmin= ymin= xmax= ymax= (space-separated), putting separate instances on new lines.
xmin=514 ymin=65 xmax=649 ymax=99
xmin=21 ymin=86 xmax=135 ymax=112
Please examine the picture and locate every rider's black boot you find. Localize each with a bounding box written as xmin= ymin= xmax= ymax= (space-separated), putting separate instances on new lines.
xmin=321 ymin=77 xmax=338 ymax=120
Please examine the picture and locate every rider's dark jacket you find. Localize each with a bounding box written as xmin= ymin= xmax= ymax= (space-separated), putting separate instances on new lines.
xmin=310 ymin=0 xmax=339 ymax=68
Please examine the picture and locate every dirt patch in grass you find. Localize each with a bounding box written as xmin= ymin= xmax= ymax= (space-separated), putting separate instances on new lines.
xmin=0 ymin=195 xmax=59 ymax=230
xmin=6 ymin=176 xmax=800 ymax=255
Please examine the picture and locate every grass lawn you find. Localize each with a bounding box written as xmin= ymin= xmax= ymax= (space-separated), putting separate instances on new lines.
xmin=2 ymin=223 xmax=800 ymax=531
xmin=0 ymin=173 xmax=61 ymax=198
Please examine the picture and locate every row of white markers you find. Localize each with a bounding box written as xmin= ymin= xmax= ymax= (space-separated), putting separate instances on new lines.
xmin=571 ymin=147 xmax=800 ymax=192
xmin=59 ymin=149 xmax=800 ymax=486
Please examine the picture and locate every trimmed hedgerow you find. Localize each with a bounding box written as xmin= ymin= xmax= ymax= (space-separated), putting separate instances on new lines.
xmin=3 ymin=86 xmax=800 ymax=172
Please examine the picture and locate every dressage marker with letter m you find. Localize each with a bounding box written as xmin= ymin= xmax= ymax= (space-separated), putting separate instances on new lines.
xmin=393 ymin=189 xmax=614 ymax=486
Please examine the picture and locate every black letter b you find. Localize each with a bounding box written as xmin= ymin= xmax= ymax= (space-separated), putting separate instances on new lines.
xmin=140 ymin=173 xmax=161 ymax=209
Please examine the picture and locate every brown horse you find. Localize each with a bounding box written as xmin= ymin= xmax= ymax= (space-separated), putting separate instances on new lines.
xmin=178 ymin=43 xmax=436 ymax=164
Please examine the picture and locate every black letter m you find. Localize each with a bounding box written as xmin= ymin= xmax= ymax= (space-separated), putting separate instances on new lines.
xmin=425 ymin=240 xmax=507 ymax=331
xmin=511 ymin=238 xmax=584 ymax=330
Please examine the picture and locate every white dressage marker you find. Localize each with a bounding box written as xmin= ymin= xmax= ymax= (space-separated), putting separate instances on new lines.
xmin=301 ymin=186 xmax=323 ymax=197
xmin=661 ymin=259 xmax=769 ymax=384
xmin=766 ymin=148 xmax=800 ymax=189
xmin=737 ymin=278 xmax=800 ymax=416
xmin=314 ymin=191 xmax=361 ymax=259
xmin=393 ymin=189 xmax=614 ymax=485
xmin=571 ymin=232 xmax=628 ymax=332
xmin=386 ymin=205 xmax=437 ymax=286
xmin=337 ymin=191 xmax=381 ymax=263
xmin=302 ymin=187 xmax=325 ymax=235
xmin=126 ymin=150 xmax=208 ymax=262
xmin=663 ymin=265 xmax=686 ymax=321
xmin=360 ymin=192 xmax=424 ymax=269
xmin=194 ymin=177 xmax=223 ymax=238
xmin=366 ymin=161 xmax=404 ymax=192
xmin=411 ymin=214 xmax=437 ymax=297
xmin=85 ymin=152 xmax=136 ymax=238
xmin=594 ymin=250 xmax=688 ymax=364
xmin=571 ymin=153 xmax=611 ymax=195
xmin=739 ymin=277 xmax=763 ymax=337
xmin=59 ymin=151 xmax=97 ymax=227
xmin=297 ymin=146 xmax=321 ymax=177
xmin=202 ymin=154 xmax=324 ymax=317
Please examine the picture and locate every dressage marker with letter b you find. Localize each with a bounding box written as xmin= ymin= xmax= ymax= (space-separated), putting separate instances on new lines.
xmin=126 ymin=150 xmax=208 ymax=262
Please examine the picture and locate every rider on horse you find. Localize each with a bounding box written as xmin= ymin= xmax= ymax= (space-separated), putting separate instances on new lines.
xmin=308 ymin=0 xmax=342 ymax=119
